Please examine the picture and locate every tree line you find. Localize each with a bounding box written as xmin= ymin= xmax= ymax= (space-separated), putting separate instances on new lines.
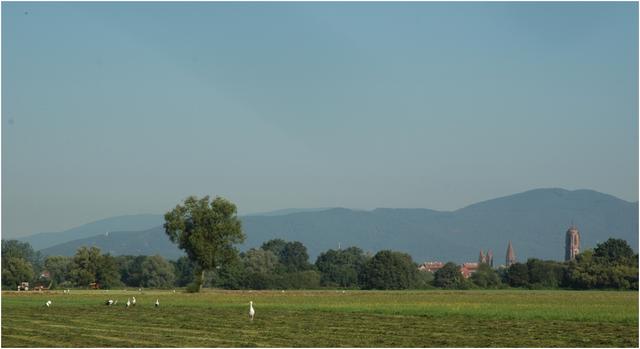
xmin=2 ymin=237 xmax=637 ymax=291
xmin=2 ymin=195 xmax=637 ymax=291
xmin=431 ymin=238 xmax=638 ymax=290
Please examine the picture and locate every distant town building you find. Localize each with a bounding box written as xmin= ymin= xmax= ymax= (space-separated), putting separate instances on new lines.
xmin=418 ymin=262 xmax=444 ymax=273
xmin=479 ymin=249 xmax=494 ymax=267
xmin=460 ymin=262 xmax=479 ymax=278
xmin=565 ymin=225 xmax=580 ymax=261
xmin=506 ymin=241 xmax=516 ymax=267
xmin=420 ymin=258 xmax=490 ymax=278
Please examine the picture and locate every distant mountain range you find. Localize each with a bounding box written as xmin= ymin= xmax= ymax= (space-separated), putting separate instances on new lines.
xmin=37 ymin=226 xmax=184 ymax=260
xmin=16 ymin=188 xmax=638 ymax=264
xmin=20 ymin=214 xmax=165 ymax=251
xmin=244 ymin=207 xmax=339 ymax=217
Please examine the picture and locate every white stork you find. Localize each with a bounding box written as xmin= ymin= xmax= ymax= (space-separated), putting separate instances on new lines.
xmin=131 ymin=296 xmax=136 ymax=306
xmin=45 ymin=300 xmax=52 ymax=307
xmin=249 ymin=301 xmax=255 ymax=320
xmin=155 ymin=299 xmax=159 ymax=308
xmin=126 ymin=298 xmax=131 ymax=308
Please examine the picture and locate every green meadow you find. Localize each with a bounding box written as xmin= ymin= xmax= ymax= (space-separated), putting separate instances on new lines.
xmin=2 ymin=289 xmax=637 ymax=347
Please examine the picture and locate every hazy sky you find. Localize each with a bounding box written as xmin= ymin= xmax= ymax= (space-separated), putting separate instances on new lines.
xmin=3 ymin=2 xmax=638 ymax=237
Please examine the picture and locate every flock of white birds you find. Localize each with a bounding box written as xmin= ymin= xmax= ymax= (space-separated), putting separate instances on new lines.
xmin=44 ymin=290 xmax=256 ymax=320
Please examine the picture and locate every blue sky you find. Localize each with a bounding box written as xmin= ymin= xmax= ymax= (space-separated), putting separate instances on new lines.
xmin=2 ymin=2 xmax=638 ymax=237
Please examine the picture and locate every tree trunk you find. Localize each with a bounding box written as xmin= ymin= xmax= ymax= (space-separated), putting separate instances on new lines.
xmin=199 ymin=269 xmax=205 ymax=292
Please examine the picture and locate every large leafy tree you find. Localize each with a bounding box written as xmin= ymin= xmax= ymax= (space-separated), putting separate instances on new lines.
xmin=470 ymin=263 xmax=501 ymax=288
xmin=164 ymin=195 xmax=245 ymax=291
xmin=565 ymin=239 xmax=638 ymax=290
xmin=2 ymin=240 xmax=38 ymax=262
xmin=593 ymin=238 xmax=635 ymax=264
xmin=361 ymin=250 xmax=419 ymax=290
xmin=141 ymin=255 xmax=176 ymax=288
xmin=116 ymin=255 xmax=146 ymax=287
xmin=433 ymin=262 xmax=464 ymax=289
xmin=206 ymin=252 xmax=245 ymax=289
xmin=44 ymin=256 xmax=72 ymax=287
xmin=261 ymin=239 xmax=313 ymax=272
xmin=69 ymin=246 xmax=102 ymax=287
xmin=261 ymin=239 xmax=287 ymax=259
xmin=237 ymin=248 xmax=280 ymax=290
xmin=315 ymin=247 xmax=368 ymax=288
xmin=506 ymin=262 xmax=530 ymax=288
xmin=526 ymin=258 xmax=565 ymax=288
xmin=69 ymin=246 xmax=122 ymax=288
xmin=2 ymin=240 xmax=41 ymax=286
xmin=68 ymin=247 xmax=121 ymax=288
xmin=243 ymin=248 xmax=279 ymax=275
xmin=2 ymin=257 xmax=34 ymax=288
xmin=96 ymin=254 xmax=122 ymax=289
xmin=281 ymin=241 xmax=312 ymax=272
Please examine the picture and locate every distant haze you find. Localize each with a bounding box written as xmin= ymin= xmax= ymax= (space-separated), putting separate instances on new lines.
xmin=2 ymin=2 xmax=638 ymax=237
xmin=21 ymin=189 xmax=640 ymax=263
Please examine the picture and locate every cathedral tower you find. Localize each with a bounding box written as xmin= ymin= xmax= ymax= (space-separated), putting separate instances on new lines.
xmin=487 ymin=249 xmax=494 ymax=267
xmin=506 ymin=241 xmax=516 ymax=267
xmin=565 ymin=225 xmax=580 ymax=261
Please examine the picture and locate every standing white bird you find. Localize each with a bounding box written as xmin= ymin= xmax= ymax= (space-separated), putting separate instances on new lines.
xmin=45 ymin=300 xmax=52 ymax=307
xmin=126 ymin=298 xmax=131 ymax=308
xmin=155 ymin=299 xmax=159 ymax=308
xmin=132 ymin=296 xmax=136 ymax=306
xmin=105 ymin=299 xmax=114 ymax=306
xmin=249 ymin=301 xmax=255 ymax=320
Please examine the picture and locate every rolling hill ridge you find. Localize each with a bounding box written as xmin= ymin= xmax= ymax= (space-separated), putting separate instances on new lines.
xmin=25 ymin=188 xmax=638 ymax=263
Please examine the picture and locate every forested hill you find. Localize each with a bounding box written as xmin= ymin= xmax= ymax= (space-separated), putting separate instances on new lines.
xmin=30 ymin=188 xmax=638 ymax=263
xmin=240 ymin=188 xmax=637 ymax=262
xmin=39 ymin=226 xmax=183 ymax=260
xmin=18 ymin=214 xmax=164 ymax=251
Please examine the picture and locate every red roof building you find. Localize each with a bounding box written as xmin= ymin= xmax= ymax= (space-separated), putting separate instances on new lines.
xmin=418 ymin=262 xmax=444 ymax=273
xmin=460 ymin=262 xmax=479 ymax=278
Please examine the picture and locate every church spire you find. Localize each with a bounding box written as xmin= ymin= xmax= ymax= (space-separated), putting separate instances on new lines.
xmin=487 ymin=249 xmax=494 ymax=267
xmin=506 ymin=241 xmax=516 ymax=267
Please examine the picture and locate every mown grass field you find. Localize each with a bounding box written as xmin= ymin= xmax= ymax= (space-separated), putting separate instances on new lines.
xmin=1 ymin=289 xmax=637 ymax=347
